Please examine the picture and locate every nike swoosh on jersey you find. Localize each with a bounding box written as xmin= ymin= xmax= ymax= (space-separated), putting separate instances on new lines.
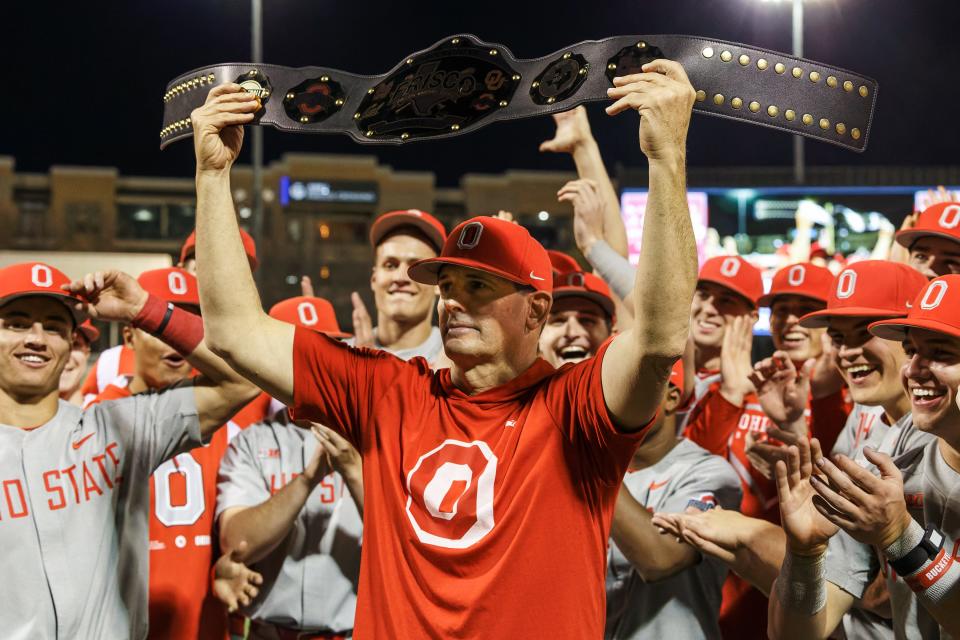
xmin=648 ymin=479 xmax=669 ymax=490
xmin=72 ymin=433 xmax=95 ymax=449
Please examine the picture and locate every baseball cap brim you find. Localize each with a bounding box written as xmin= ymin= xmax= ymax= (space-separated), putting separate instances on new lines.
xmin=552 ymin=288 xmax=615 ymax=319
xmin=895 ymin=229 xmax=960 ymax=249
xmin=371 ymin=216 xmax=445 ymax=254
xmin=409 ymin=257 xmax=543 ymax=290
xmin=868 ymin=317 xmax=960 ymax=342
xmin=799 ymin=307 xmax=903 ymax=329
xmin=0 ymin=292 xmax=87 ymax=325
xmin=756 ymin=292 xmax=828 ymax=308
xmin=697 ymin=277 xmax=758 ymax=308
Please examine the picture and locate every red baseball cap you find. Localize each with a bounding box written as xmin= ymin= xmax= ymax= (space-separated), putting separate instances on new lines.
xmin=895 ymin=202 xmax=960 ymax=249
xmin=809 ymin=241 xmax=830 ymax=260
xmin=408 ymin=216 xmax=553 ymax=293
xmin=268 ymin=296 xmax=351 ymax=339
xmin=799 ymin=261 xmax=928 ymax=328
xmin=548 ymin=250 xmax=581 ymax=276
xmin=552 ymin=271 xmax=616 ymax=320
xmin=697 ymin=256 xmax=764 ymax=307
xmin=370 ymin=210 xmax=447 ymax=254
xmin=0 ymin=262 xmax=86 ymax=323
xmin=78 ymin=320 xmax=100 ymax=344
xmin=137 ymin=268 xmax=200 ymax=307
xmin=870 ymin=275 xmax=960 ymax=341
xmin=669 ymin=359 xmax=684 ymax=395
xmin=758 ymin=263 xmax=834 ymax=307
xmin=180 ymin=229 xmax=259 ymax=271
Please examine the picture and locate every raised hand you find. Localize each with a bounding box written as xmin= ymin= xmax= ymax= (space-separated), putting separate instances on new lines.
xmin=775 ymin=436 xmax=838 ymax=555
xmin=719 ymin=315 xmax=756 ymax=407
xmin=63 ymin=271 xmax=148 ymax=323
xmin=558 ymin=178 xmax=604 ymax=255
xmin=300 ymin=275 xmax=315 ymax=297
xmin=350 ymin=292 xmax=375 ymax=348
xmin=750 ymin=351 xmax=812 ymax=430
xmin=809 ymin=332 xmax=845 ymax=399
xmin=300 ymin=436 xmax=332 ymax=487
xmin=312 ymin=424 xmax=364 ymax=512
xmin=605 ymin=59 xmax=696 ymax=163
xmin=191 ymin=83 xmax=259 ymax=173
xmin=539 ymin=106 xmax=593 ymax=154
xmin=212 ymin=542 xmax=263 ymax=613
xmin=746 ymin=426 xmax=803 ymax=481
xmin=809 ymin=447 xmax=913 ymax=549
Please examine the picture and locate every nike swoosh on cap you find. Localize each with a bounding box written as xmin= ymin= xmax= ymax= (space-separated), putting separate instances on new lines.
xmin=72 ymin=433 xmax=95 ymax=449
xmin=529 ymin=272 xmax=545 ymax=281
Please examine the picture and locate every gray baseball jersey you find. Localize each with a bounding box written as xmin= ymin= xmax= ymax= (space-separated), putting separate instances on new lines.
xmin=824 ymin=413 xmax=942 ymax=640
xmin=216 ymin=415 xmax=362 ymax=632
xmin=0 ymin=386 xmax=201 ymax=640
xmin=605 ymin=439 xmax=742 ymax=640
xmin=345 ymin=326 xmax=443 ymax=364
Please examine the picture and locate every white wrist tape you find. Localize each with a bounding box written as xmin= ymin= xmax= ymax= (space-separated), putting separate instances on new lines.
xmin=776 ymin=550 xmax=827 ymax=616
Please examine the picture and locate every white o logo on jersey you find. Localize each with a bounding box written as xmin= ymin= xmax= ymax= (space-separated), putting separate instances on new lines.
xmin=939 ymin=205 xmax=960 ymax=229
xmin=720 ymin=257 xmax=741 ymax=278
xmin=31 ymin=264 xmax=53 ymax=288
xmin=787 ymin=265 xmax=806 ymax=287
xmin=153 ymin=455 xmax=205 ymax=527
xmin=920 ymin=280 xmax=949 ymax=310
xmin=405 ymin=440 xmax=497 ymax=549
xmin=456 ymin=222 xmax=484 ymax=250
xmin=167 ymin=271 xmax=188 ymax=295
xmin=836 ymin=270 xmax=857 ymax=299
xmin=296 ymin=301 xmax=319 ymax=326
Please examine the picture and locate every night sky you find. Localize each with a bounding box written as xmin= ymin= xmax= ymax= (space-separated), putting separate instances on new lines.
xmin=5 ymin=1 xmax=957 ymax=186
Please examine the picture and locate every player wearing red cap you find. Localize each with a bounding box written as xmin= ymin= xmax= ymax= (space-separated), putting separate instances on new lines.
xmin=540 ymin=270 xmax=616 ymax=367
xmin=59 ymin=320 xmax=99 ymax=405
xmin=348 ymin=209 xmax=448 ymax=364
xmin=191 ymin=61 xmax=698 ymax=638
xmin=606 ymin=360 xmax=742 ymax=639
xmin=217 ymin=295 xmax=363 ymax=640
xmin=0 ymin=262 xmax=256 ymax=639
xmin=896 ymin=202 xmax=960 ymax=278
xmin=770 ymin=273 xmax=960 ymax=639
xmin=660 ymin=260 xmax=930 ymax=640
xmin=85 ymin=267 xmax=259 ymax=640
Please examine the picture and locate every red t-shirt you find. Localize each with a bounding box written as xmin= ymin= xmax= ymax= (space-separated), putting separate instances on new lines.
xmin=88 ymin=385 xmax=269 ymax=640
xmin=291 ymin=328 xmax=648 ymax=639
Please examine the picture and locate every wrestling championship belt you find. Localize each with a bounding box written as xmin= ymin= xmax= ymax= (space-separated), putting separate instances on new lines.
xmin=159 ymin=34 xmax=877 ymax=152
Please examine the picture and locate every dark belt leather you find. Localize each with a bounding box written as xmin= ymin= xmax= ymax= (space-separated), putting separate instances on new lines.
xmin=159 ymin=33 xmax=877 ymax=152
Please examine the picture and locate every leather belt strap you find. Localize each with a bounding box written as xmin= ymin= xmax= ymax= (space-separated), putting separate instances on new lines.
xmin=159 ymin=33 xmax=877 ymax=152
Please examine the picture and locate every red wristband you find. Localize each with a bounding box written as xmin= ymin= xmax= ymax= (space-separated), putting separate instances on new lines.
xmin=132 ymin=293 xmax=204 ymax=355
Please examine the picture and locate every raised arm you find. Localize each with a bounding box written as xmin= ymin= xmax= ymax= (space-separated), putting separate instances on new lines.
xmin=598 ymin=60 xmax=698 ymax=431
xmin=67 ymin=270 xmax=258 ymax=438
xmin=541 ymin=106 xmax=628 ymax=257
xmin=191 ymin=84 xmax=295 ymax=404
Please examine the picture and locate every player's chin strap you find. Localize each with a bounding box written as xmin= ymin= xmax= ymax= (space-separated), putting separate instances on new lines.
xmin=159 ymin=33 xmax=877 ymax=152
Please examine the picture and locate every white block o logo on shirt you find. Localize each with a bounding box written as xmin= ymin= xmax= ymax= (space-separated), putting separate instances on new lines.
xmin=939 ymin=205 xmax=960 ymax=229
xmin=297 ymin=301 xmax=319 ymax=326
xmin=405 ymin=439 xmax=497 ymax=549
xmin=167 ymin=271 xmax=188 ymax=295
xmin=31 ymin=264 xmax=53 ymax=288
xmin=920 ymin=280 xmax=949 ymax=310
xmin=836 ymin=270 xmax=857 ymax=299
xmin=787 ymin=265 xmax=806 ymax=286
xmin=719 ymin=257 xmax=741 ymax=278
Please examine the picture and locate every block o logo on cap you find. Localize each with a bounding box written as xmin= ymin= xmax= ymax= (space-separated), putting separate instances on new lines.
xmin=720 ymin=257 xmax=741 ymax=278
xmin=920 ymin=280 xmax=949 ymax=310
xmin=405 ymin=439 xmax=497 ymax=549
xmin=296 ymin=301 xmax=319 ymax=326
xmin=787 ymin=265 xmax=806 ymax=286
xmin=457 ymin=221 xmax=484 ymax=250
xmin=31 ymin=264 xmax=54 ymax=288
xmin=939 ymin=205 xmax=960 ymax=230
xmin=167 ymin=271 xmax=188 ymax=295
xmin=836 ymin=269 xmax=857 ymax=299
xmin=563 ymin=272 xmax=586 ymax=287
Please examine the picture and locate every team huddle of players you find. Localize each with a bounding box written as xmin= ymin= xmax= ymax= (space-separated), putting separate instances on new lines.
xmin=3 ymin=59 xmax=960 ymax=640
